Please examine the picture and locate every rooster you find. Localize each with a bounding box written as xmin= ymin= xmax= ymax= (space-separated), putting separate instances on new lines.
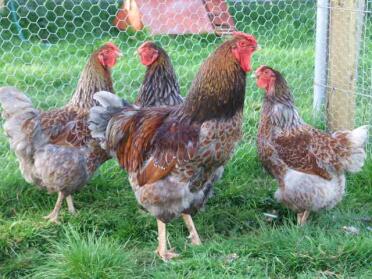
xmin=255 ymin=65 xmax=368 ymax=225
xmin=136 ymin=41 xmax=183 ymax=107
xmin=136 ymin=41 xmax=226 ymax=195
xmin=89 ymin=32 xmax=258 ymax=260
xmin=0 ymin=42 xmax=122 ymax=223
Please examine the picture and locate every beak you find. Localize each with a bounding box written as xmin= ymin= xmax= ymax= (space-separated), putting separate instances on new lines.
xmin=256 ymin=44 xmax=262 ymax=51
xmin=116 ymin=50 xmax=123 ymax=57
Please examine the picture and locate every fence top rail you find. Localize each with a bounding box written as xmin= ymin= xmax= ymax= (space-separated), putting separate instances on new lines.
xmin=317 ymin=5 xmax=371 ymax=14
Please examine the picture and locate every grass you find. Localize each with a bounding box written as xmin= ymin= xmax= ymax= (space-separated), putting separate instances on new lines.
xmin=0 ymin=1 xmax=372 ymax=278
xmin=30 ymin=227 xmax=137 ymax=279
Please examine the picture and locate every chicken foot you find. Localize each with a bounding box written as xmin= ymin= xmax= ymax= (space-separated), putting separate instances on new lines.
xmin=182 ymin=214 xmax=201 ymax=245
xmin=66 ymin=195 xmax=76 ymax=215
xmin=297 ymin=210 xmax=310 ymax=226
xmin=43 ymin=191 xmax=65 ymax=223
xmin=156 ymin=219 xmax=179 ymax=261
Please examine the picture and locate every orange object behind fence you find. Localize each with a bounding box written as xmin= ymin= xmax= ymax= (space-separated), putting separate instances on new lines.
xmin=114 ymin=0 xmax=235 ymax=35
xmin=114 ymin=0 xmax=144 ymax=31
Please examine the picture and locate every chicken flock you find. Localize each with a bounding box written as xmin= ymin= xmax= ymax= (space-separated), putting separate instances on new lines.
xmin=0 ymin=32 xmax=368 ymax=261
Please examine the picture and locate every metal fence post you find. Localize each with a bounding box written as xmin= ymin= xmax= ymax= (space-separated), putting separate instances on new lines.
xmin=313 ymin=0 xmax=329 ymax=118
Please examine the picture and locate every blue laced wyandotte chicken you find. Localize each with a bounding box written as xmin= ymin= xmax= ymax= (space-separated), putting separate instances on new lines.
xmin=0 ymin=42 xmax=122 ymax=223
xmin=88 ymin=32 xmax=258 ymax=260
xmin=255 ymin=65 xmax=368 ymax=225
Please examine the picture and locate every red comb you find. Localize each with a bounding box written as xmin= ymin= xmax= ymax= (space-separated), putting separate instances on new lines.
xmin=232 ymin=32 xmax=257 ymax=43
xmin=138 ymin=41 xmax=153 ymax=50
xmin=104 ymin=42 xmax=119 ymax=50
xmin=255 ymin=65 xmax=267 ymax=74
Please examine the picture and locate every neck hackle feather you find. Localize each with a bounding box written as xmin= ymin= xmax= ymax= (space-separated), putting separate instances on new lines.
xmin=136 ymin=46 xmax=183 ymax=107
xmin=182 ymin=39 xmax=246 ymax=122
xmin=68 ymin=49 xmax=114 ymax=111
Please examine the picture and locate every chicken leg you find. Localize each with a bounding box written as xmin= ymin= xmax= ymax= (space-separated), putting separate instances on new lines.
xmin=297 ymin=210 xmax=310 ymax=226
xmin=182 ymin=214 xmax=201 ymax=245
xmin=156 ymin=219 xmax=179 ymax=261
xmin=43 ymin=191 xmax=64 ymax=223
xmin=66 ymin=195 xmax=76 ymax=215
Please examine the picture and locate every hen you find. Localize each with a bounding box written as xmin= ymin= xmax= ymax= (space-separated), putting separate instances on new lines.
xmin=89 ymin=32 xmax=258 ymax=260
xmin=0 ymin=43 xmax=121 ymax=223
xmin=136 ymin=41 xmax=183 ymax=107
xmin=256 ymin=66 xmax=368 ymax=225
xmin=136 ymin=41 xmax=229 ymax=189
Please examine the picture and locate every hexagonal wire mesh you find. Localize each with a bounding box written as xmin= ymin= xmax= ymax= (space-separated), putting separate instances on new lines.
xmin=0 ymin=0 xmax=370 ymax=183
xmin=324 ymin=0 xmax=372 ymax=147
xmin=320 ymin=0 xmax=372 ymax=148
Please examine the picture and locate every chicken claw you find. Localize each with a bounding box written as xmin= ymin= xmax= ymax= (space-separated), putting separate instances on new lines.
xmin=187 ymin=233 xmax=202 ymax=245
xmin=297 ymin=211 xmax=310 ymax=226
xmin=156 ymin=219 xmax=180 ymax=261
xmin=43 ymin=191 xmax=64 ymax=224
xmin=156 ymin=248 xmax=180 ymax=262
xmin=43 ymin=212 xmax=60 ymax=224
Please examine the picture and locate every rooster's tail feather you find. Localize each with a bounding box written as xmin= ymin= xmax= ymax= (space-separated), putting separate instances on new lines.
xmin=343 ymin=125 xmax=369 ymax=173
xmin=89 ymin=91 xmax=130 ymax=149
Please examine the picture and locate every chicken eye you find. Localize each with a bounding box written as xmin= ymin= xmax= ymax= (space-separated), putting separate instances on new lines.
xmin=238 ymin=41 xmax=247 ymax=48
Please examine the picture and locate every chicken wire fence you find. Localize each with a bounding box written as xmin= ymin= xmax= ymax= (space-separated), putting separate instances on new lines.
xmin=0 ymin=0 xmax=371 ymax=180
xmin=313 ymin=0 xmax=371 ymax=149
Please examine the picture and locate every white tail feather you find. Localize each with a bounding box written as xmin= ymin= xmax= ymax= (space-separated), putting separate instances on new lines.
xmin=88 ymin=91 xmax=130 ymax=150
xmin=93 ymin=91 xmax=127 ymax=108
xmin=349 ymin=125 xmax=369 ymax=148
xmin=344 ymin=125 xmax=369 ymax=173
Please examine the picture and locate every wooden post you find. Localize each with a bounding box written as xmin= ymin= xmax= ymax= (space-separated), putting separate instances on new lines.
xmin=327 ymin=0 xmax=364 ymax=131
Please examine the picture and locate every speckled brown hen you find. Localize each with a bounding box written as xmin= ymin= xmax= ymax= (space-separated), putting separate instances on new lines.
xmin=256 ymin=66 xmax=368 ymax=225
xmin=89 ymin=32 xmax=258 ymax=260
xmin=135 ymin=41 xmax=225 ymax=189
xmin=0 ymin=43 xmax=121 ymax=223
xmin=136 ymin=41 xmax=183 ymax=107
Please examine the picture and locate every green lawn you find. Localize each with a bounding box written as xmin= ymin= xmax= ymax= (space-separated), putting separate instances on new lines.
xmin=0 ymin=1 xmax=372 ymax=278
